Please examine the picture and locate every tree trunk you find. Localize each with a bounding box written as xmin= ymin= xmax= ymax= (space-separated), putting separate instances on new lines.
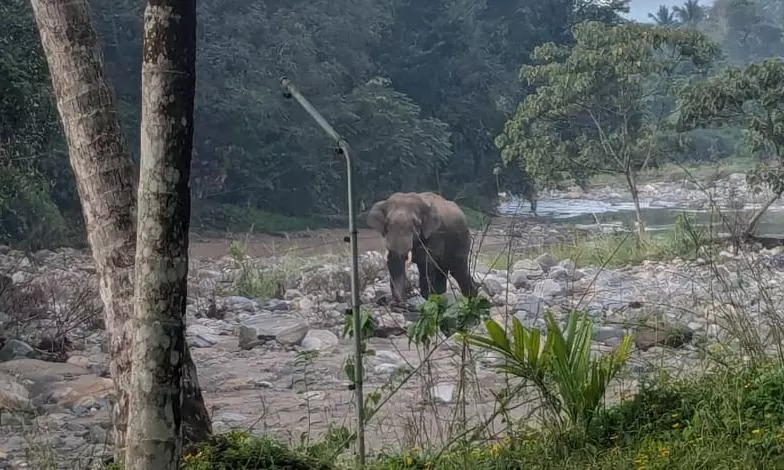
xmin=29 ymin=0 xmax=211 ymax=461
xmin=125 ymin=1 xmax=198 ymax=466
xmin=744 ymin=190 xmax=783 ymax=238
xmin=30 ymin=0 xmax=138 ymax=456
xmin=625 ymin=170 xmax=646 ymax=238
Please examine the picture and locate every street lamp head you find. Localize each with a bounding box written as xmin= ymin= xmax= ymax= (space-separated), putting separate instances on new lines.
xmin=280 ymin=76 xmax=292 ymax=99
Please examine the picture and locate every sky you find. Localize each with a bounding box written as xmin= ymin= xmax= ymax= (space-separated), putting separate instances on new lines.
xmin=624 ymin=0 xmax=713 ymax=22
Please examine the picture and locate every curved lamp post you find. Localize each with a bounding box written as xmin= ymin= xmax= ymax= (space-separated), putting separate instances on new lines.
xmin=280 ymin=77 xmax=366 ymax=467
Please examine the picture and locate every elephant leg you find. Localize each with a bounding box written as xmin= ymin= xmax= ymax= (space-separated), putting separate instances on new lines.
xmin=449 ymin=257 xmax=477 ymax=298
xmin=418 ymin=258 xmax=449 ymax=299
xmin=386 ymin=250 xmax=408 ymax=305
xmin=415 ymin=257 xmax=432 ymax=299
xmin=429 ymin=262 xmax=448 ymax=296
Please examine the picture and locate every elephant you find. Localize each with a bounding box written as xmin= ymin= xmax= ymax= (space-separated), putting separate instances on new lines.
xmin=367 ymin=192 xmax=478 ymax=306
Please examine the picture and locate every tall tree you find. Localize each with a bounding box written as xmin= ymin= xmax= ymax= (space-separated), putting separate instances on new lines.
xmin=29 ymin=0 xmax=211 ymax=460
xmin=648 ymin=5 xmax=677 ymax=26
xmin=673 ymin=0 xmax=705 ymax=25
xmin=125 ymin=0 xmax=197 ymax=466
xmin=679 ymin=59 xmax=784 ymax=236
xmin=496 ymin=22 xmax=719 ymax=236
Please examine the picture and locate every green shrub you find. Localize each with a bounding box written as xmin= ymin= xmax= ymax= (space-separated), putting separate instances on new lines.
xmin=228 ymin=240 xmax=285 ymax=299
xmin=462 ymin=310 xmax=633 ymax=432
xmin=181 ymin=430 xmax=334 ymax=470
xmin=0 ymin=165 xmax=74 ymax=250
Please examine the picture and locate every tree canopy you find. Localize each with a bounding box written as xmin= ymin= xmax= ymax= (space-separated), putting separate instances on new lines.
xmin=5 ymin=0 xmax=784 ymax=246
xmin=495 ymin=21 xmax=719 ymax=233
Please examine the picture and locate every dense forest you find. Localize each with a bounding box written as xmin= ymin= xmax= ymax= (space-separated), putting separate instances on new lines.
xmin=1 ymin=0 xmax=783 ymax=248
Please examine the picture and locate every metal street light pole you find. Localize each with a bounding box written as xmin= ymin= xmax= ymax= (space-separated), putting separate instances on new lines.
xmin=280 ymin=77 xmax=365 ymax=468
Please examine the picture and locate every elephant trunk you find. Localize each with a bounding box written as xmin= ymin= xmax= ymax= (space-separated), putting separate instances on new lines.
xmin=386 ymin=250 xmax=408 ymax=305
xmin=386 ymin=229 xmax=414 ymax=256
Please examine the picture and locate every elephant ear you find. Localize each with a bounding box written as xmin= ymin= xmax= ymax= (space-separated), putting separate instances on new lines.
xmin=367 ymin=200 xmax=388 ymax=234
xmin=419 ymin=198 xmax=441 ymax=239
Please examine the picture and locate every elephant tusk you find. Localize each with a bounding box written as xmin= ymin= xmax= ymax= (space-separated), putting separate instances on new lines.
xmin=384 ymin=249 xmax=413 ymax=269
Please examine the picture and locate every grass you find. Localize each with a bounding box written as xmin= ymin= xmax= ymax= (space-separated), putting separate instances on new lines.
xmin=481 ymin=213 xmax=711 ymax=270
xmin=191 ymin=202 xmax=342 ymax=234
xmin=175 ymin=361 xmax=784 ymax=469
xmin=587 ymin=158 xmax=756 ymax=188
xmin=190 ymin=200 xmax=490 ymax=236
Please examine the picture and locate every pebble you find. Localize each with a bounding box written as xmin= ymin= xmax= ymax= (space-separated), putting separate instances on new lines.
xmin=1 ymin=196 xmax=782 ymax=466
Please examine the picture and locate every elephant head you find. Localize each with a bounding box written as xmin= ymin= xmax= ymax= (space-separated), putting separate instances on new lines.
xmin=367 ymin=193 xmax=441 ymax=302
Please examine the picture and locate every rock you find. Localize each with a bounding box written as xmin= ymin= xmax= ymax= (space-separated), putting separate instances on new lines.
xmin=300 ymin=265 xmax=350 ymax=296
xmin=0 ymin=340 xmax=36 ymax=362
xmin=222 ymin=296 xmax=260 ymax=313
xmin=237 ymin=315 xmax=309 ymax=349
xmin=257 ymin=298 xmax=289 ymax=312
xmin=535 ymin=253 xmax=558 ymax=272
xmin=430 ymin=383 xmax=455 ymax=404
xmin=510 ymin=270 xmax=530 ymax=289
xmin=548 ymin=266 xmax=570 ymax=281
xmin=0 ymin=273 xmax=11 ymax=292
xmin=559 ymin=259 xmax=576 ymax=272
xmin=188 ymin=335 xmax=217 ymax=349
xmin=634 ymin=322 xmax=694 ymax=351
xmin=302 ymin=390 xmax=325 ymax=401
xmin=533 ymin=279 xmax=563 ymax=297
xmin=371 ymin=310 xmax=408 ymax=338
xmin=514 ymin=295 xmax=544 ymax=316
xmin=300 ymin=329 xmax=340 ymax=351
xmin=511 ymin=259 xmax=543 ymax=279
xmin=373 ymin=350 xmax=409 ymax=375
xmin=0 ymin=371 xmax=32 ymax=412
xmin=482 ymin=277 xmax=504 ymax=297
xmin=219 ymin=412 xmax=248 ymax=423
xmin=592 ymin=326 xmax=625 ymax=344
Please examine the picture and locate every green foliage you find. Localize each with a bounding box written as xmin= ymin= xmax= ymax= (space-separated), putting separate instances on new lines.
xmin=407 ymin=294 xmax=492 ymax=347
xmin=544 ymin=216 xmax=711 ymax=268
xmin=2 ymin=0 xmax=634 ymax=247
xmin=364 ymin=363 xmax=784 ymax=469
xmin=228 ymin=241 xmax=285 ymax=299
xmin=0 ymin=164 xmax=72 ymax=250
xmin=191 ymin=203 xmax=338 ymax=234
xmin=463 ymin=310 xmax=632 ymax=431
xmin=0 ymin=0 xmax=79 ymax=248
xmin=679 ymin=58 xmax=784 ymax=194
xmin=497 ymin=21 xmax=719 ymax=193
xmin=173 ymin=354 xmax=784 ymax=469
xmin=181 ymin=430 xmax=335 ymax=470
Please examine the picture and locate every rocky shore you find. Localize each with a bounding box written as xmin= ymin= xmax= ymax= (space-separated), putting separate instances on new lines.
xmin=542 ymin=172 xmax=783 ymax=211
xmin=2 ymin=230 xmax=784 ymax=468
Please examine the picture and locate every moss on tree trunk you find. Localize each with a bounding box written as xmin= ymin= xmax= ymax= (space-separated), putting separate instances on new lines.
xmin=124 ymin=0 xmax=199 ymax=467
xmin=29 ymin=0 xmax=211 ymax=463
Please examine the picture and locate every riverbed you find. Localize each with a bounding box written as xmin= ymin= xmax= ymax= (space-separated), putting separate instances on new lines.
xmin=498 ymin=177 xmax=784 ymax=237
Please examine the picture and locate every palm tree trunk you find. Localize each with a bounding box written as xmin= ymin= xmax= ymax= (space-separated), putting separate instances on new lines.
xmin=29 ymin=0 xmax=211 ymax=461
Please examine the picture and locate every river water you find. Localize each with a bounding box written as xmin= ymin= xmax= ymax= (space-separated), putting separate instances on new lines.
xmin=498 ymin=196 xmax=784 ymax=237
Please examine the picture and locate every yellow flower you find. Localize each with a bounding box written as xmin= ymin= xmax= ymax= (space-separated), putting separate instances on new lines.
xmin=659 ymin=446 xmax=670 ymax=457
xmin=490 ymin=443 xmax=502 ymax=456
xmin=412 ymin=446 xmax=421 ymax=454
xmin=404 ymin=455 xmax=413 ymax=466
xmin=751 ymin=429 xmax=761 ymax=435
xmin=182 ymin=450 xmax=204 ymax=462
xmin=672 ymin=422 xmax=681 ymax=429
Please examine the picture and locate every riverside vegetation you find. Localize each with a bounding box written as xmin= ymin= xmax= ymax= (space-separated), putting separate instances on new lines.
xmin=7 ymin=0 xmax=784 ymax=467
xmin=5 ymin=181 xmax=784 ymax=468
